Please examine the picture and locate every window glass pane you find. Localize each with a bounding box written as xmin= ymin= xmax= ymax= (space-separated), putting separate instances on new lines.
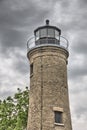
xmin=55 ymin=111 xmax=62 ymax=123
xmin=48 ymin=28 xmax=55 ymax=37
xmin=40 ymin=28 xmax=47 ymax=38
xmin=30 ymin=63 xmax=33 ymax=75
xmin=55 ymin=30 xmax=59 ymax=39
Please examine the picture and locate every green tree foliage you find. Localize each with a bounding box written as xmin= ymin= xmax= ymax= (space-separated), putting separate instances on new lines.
xmin=0 ymin=87 xmax=29 ymax=130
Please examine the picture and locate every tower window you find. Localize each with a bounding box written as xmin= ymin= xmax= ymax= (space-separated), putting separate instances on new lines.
xmin=55 ymin=111 xmax=62 ymax=124
xmin=30 ymin=63 xmax=33 ymax=75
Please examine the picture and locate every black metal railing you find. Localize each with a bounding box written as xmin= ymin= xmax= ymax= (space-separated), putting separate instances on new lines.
xmin=27 ymin=36 xmax=69 ymax=52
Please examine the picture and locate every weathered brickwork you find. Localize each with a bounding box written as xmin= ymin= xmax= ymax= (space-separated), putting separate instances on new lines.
xmin=27 ymin=46 xmax=72 ymax=130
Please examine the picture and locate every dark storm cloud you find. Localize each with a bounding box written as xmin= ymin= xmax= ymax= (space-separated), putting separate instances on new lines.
xmin=70 ymin=84 xmax=87 ymax=95
xmin=68 ymin=32 xmax=87 ymax=79
xmin=1 ymin=30 xmax=24 ymax=47
xmin=0 ymin=0 xmax=53 ymax=53
xmin=72 ymin=33 xmax=87 ymax=55
xmin=75 ymin=106 xmax=87 ymax=118
xmin=77 ymin=0 xmax=87 ymax=8
xmin=68 ymin=54 xmax=87 ymax=79
xmin=60 ymin=0 xmax=70 ymax=8
xmin=69 ymin=66 xmax=87 ymax=79
xmin=13 ymin=53 xmax=29 ymax=74
xmin=55 ymin=0 xmax=87 ymax=34
xmin=43 ymin=0 xmax=70 ymax=7
xmin=1 ymin=47 xmax=29 ymax=75
xmin=71 ymin=88 xmax=87 ymax=119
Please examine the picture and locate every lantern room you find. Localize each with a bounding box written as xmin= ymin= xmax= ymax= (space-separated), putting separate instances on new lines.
xmin=34 ymin=20 xmax=61 ymax=45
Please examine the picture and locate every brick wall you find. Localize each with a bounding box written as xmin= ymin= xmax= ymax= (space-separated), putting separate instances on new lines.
xmin=27 ymin=46 xmax=72 ymax=130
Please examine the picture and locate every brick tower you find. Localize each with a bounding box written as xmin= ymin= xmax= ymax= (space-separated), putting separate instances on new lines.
xmin=27 ymin=20 xmax=72 ymax=130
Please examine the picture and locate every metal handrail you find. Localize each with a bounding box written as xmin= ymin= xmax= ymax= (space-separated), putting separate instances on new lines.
xmin=60 ymin=36 xmax=69 ymax=48
xmin=27 ymin=36 xmax=69 ymax=52
xmin=27 ymin=36 xmax=34 ymax=49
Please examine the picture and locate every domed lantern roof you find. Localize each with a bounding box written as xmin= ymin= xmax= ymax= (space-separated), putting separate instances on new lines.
xmin=34 ymin=20 xmax=61 ymax=45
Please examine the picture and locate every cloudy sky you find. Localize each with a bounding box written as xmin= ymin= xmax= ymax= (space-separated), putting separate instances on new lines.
xmin=0 ymin=0 xmax=87 ymax=129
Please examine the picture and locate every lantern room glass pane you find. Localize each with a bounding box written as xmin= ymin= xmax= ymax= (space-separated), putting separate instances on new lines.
xmin=40 ymin=28 xmax=47 ymax=38
xmin=36 ymin=31 xmax=39 ymax=40
xmin=55 ymin=30 xmax=59 ymax=39
xmin=48 ymin=28 xmax=55 ymax=37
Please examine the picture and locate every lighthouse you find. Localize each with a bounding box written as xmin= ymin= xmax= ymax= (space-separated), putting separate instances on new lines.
xmin=27 ymin=20 xmax=72 ymax=130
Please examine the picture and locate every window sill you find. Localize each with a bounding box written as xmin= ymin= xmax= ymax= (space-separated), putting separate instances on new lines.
xmin=54 ymin=123 xmax=64 ymax=126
